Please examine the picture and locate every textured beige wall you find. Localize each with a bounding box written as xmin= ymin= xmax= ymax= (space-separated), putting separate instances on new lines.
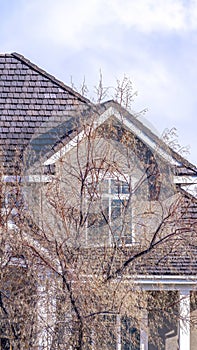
xmin=191 ymin=291 xmax=197 ymax=350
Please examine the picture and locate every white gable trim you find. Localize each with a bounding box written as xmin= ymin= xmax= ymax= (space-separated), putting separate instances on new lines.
xmin=44 ymin=106 xmax=180 ymax=166
xmin=174 ymin=176 xmax=197 ymax=184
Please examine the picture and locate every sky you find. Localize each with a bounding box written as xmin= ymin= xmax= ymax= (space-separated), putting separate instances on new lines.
xmin=0 ymin=0 xmax=197 ymax=164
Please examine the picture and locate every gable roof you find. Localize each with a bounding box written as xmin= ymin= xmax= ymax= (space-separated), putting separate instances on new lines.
xmin=0 ymin=53 xmax=196 ymax=185
xmin=40 ymin=99 xmax=197 ymax=198
xmin=1 ymin=53 xmax=196 ymax=278
xmin=0 ymin=52 xmax=92 ymax=174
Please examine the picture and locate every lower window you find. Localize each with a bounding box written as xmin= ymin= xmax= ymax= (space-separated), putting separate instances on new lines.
xmin=87 ymin=314 xmax=140 ymax=350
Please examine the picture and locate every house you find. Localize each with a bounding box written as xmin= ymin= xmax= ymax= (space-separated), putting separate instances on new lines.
xmin=0 ymin=52 xmax=197 ymax=350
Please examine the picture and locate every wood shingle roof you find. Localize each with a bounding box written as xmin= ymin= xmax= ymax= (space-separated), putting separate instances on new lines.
xmin=0 ymin=53 xmax=91 ymax=173
xmin=0 ymin=53 xmax=197 ymax=277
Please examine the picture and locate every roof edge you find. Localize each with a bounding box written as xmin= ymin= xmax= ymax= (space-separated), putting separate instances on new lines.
xmin=101 ymin=100 xmax=197 ymax=173
xmin=42 ymin=105 xmax=180 ymax=166
xmin=176 ymin=184 xmax=197 ymax=202
xmin=11 ymin=52 xmax=92 ymax=105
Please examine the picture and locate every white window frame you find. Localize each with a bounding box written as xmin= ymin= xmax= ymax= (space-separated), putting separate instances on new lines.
xmin=85 ymin=173 xmax=135 ymax=247
xmin=90 ymin=313 xmax=140 ymax=350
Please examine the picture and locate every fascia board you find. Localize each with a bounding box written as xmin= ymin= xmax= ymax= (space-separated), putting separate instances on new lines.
xmin=174 ymin=176 xmax=197 ymax=184
xmin=43 ymin=106 xmax=181 ymax=166
xmin=128 ymin=275 xmax=197 ymax=291
xmin=3 ymin=175 xmax=52 ymax=183
xmin=109 ymin=107 xmax=180 ymax=166
xmin=135 ymin=274 xmax=197 ymax=282
xmin=44 ymin=129 xmax=87 ymax=165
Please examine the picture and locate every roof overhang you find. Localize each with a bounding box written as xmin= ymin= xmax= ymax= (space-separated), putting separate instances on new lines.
xmin=131 ymin=275 xmax=197 ymax=291
xmin=43 ymin=106 xmax=181 ymax=166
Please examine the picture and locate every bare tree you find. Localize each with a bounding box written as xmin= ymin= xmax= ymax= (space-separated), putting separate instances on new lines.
xmin=0 ymin=81 xmax=197 ymax=350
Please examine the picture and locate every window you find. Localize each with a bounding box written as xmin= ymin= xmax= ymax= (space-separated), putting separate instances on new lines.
xmin=0 ymin=337 xmax=11 ymax=350
xmin=103 ymin=178 xmax=132 ymax=245
xmin=121 ymin=316 xmax=140 ymax=350
xmin=86 ymin=176 xmax=133 ymax=246
xmin=87 ymin=314 xmax=140 ymax=349
xmin=2 ymin=188 xmax=24 ymax=221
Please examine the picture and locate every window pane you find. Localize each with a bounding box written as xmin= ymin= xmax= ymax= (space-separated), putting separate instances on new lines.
xmin=111 ymin=180 xmax=130 ymax=194
xmin=111 ymin=199 xmax=122 ymax=240
xmin=0 ymin=338 xmax=10 ymax=350
xmin=111 ymin=199 xmax=122 ymax=218
xmin=101 ymin=179 xmax=109 ymax=193
xmin=111 ymin=179 xmax=120 ymax=194
xmin=100 ymin=315 xmax=117 ymax=349
xmin=121 ymin=316 xmax=140 ymax=350
xmin=122 ymin=181 xmax=130 ymax=194
xmin=87 ymin=199 xmax=109 ymax=228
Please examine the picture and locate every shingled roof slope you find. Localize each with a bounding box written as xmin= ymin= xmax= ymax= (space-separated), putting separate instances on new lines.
xmin=1 ymin=53 xmax=196 ymax=181
xmin=1 ymin=53 xmax=196 ymax=277
xmin=0 ymin=53 xmax=92 ymax=174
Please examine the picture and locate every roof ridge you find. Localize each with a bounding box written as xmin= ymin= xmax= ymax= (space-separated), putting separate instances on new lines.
xmin=11 ymin=52 xmax=92 ymax=105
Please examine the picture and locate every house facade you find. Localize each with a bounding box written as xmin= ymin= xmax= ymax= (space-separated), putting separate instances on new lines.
xmin=0 ymin=53 xmax=197 ymax=350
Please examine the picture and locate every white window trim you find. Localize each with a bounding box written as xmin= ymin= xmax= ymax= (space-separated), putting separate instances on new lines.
xmin=85 ymin=173 xmax=134 ymax=247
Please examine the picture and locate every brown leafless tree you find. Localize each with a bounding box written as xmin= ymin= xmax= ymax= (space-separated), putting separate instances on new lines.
xmin=0 ymin=82 xmax=197 ymax=350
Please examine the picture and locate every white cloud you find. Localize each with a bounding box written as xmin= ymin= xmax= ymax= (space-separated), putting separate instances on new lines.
xmin=2 ymin=0 xmax=197 ymax=49
xmin=2 ymin=0 xmax=197 ymax=51
xmin=11 ymin=0 xmax=197 ymax=46
xmin=0 ymin=0 xmax=197 ymax=163
xmin=108 ymin=0 xmax=187 ymax=32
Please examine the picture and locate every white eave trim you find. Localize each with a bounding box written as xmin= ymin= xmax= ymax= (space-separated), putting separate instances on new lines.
xmin=132 ymin=275 xmax=197 ymax=291
xmin=3 ymin=175 xmax=53 ymax=183
xmin=134 ymin=274 xmax=197 ymax=283
xmin=173 ymin=176 xmax=197 ymax=198
xmin=44 ymin=106 xmax=181 ymax=166
xmin=174 ymin=176 xmax=197 ymax=184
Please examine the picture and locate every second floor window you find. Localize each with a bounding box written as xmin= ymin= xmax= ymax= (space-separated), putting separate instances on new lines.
xmin=86 ymin=176 xmax=133 ymax=246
